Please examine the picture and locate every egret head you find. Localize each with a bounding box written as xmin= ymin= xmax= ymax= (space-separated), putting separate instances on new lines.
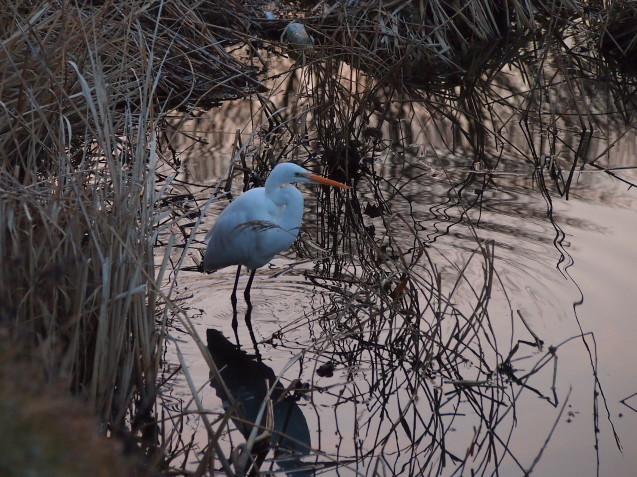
xmin=267 ymin=162 xmax=350 ymax=189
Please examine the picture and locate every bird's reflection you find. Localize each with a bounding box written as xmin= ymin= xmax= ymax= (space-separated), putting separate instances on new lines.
xmin=206 ymin=329 xmax=313 ymax=476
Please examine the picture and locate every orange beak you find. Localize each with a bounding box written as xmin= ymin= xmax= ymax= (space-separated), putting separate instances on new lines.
xmin=306 ymin=173 xmax=350 ymax=189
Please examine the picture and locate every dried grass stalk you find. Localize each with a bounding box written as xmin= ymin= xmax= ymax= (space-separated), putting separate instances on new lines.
xmin=291 ymin=0 xmax=581 ymax=86
xmin=0 ymin=0 xmax=263 ymax=172
xmin=0 ymin=0 xmax=195 ymax=454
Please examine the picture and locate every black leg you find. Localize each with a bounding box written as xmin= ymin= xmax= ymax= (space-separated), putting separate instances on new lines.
xmin=230 ymin=265 xmax=242 ymax=345
xmin=230 ymin=265 xmax=241 ymax=310
xmin=231 ymin=308 xmax=240 ymax=346
xmin=244 ymin=306 xmax=261 ymax=361
xmin=244 ymin=269 xmax=256 ymax=310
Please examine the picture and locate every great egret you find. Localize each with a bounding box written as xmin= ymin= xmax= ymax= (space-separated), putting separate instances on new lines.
xmin=204 ymin=162 xmax=349 ymax=311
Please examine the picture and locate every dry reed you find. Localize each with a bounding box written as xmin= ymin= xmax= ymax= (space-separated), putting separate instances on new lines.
xmin=0 ymin=0 xmax=265 ymax=469
xmin=2 ymin=0 xmax=633 ymax=474
xmin=0 ymin=0 xmax=264 ymax=172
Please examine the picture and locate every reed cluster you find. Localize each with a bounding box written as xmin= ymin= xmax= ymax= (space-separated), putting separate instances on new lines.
xmin=2 ymin=0 xmax=635 ymax=475
xmin=0 ymin=0 xmax=262 ymax=471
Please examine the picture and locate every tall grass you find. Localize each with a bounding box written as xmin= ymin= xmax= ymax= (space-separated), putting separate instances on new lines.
xmin=0 ymin=0 xmax=165 ymax=449
xmin=0 ymin=0 xmax=273 ymax=469
xmin=2 ymin=0 xmax=634 ymax=474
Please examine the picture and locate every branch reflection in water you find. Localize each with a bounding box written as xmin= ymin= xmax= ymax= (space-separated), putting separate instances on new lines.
xmin=159 ymin=24 xmax=635 ymax=475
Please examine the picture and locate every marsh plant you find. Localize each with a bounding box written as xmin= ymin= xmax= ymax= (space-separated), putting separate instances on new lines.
xmin=2 ymin=0 xmax=635 ymax=476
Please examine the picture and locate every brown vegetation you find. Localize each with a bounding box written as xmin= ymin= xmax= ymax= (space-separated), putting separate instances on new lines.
xmin=1 ymin=0 xmax=636 ymax=475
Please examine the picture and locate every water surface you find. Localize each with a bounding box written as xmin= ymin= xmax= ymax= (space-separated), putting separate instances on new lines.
xmin=160 ymin=58 xmax=637 ymax=476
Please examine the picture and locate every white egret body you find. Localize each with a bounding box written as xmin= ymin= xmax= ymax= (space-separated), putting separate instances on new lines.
xmin=204 ymin=162 xmax=348 ymax=311
xmin=204 ymin=182 xmax=303 ymax=270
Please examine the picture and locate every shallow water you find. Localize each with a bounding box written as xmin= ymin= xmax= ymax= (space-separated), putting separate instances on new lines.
xmin=160 ymin=62 xmax=637 ymax=476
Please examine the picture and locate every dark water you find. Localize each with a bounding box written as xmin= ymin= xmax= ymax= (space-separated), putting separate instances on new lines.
xmin=160 ymin=58 xmax=637 ymax=476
